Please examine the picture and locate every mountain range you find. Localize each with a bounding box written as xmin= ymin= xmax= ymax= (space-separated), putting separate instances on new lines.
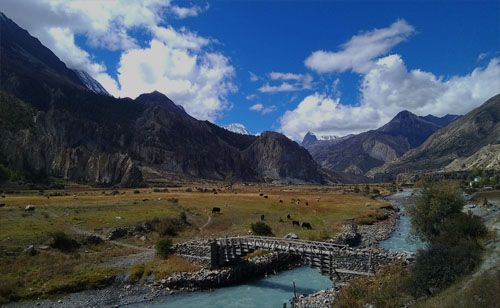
xmin=303 ymin=111 xmax=461 ymax=176
xmin=369 ymin=95 xmax=500 ymax=179
xmin=0 ymin=11 xmax=498 ymax=187
xmin=0 ymin=12 xmax=328 ymax=186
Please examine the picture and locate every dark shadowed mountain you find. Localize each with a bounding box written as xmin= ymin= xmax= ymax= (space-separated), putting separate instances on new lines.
xmin=370 ymin=95 xmax=500 ymax=179
xmin=303 ymin=110 xmax=461 ymax=176
xmin=0 ymin=12 xmax=328 ymax=186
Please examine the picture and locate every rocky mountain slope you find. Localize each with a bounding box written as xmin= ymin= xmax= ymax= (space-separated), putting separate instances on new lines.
xmin=0 ymin=12 xmax=328 ymax=186
xmin=304 ymin=111 xmax=459 ymax=175
xmin=444 ymin=144 xmax=500 ymax=171
xmin=370 ymin=95 xmax=500 ymax=179
xmin=74 ymin=70 xmax=110 ymax=96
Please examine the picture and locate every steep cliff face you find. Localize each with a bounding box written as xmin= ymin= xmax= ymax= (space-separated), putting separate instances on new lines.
xmin=0 ymin=91 xmax=144 ymax=186
xmin=243 ymin=132 xmax=325 ymax=183
xmin=371 ymin=95 xmax=500 ymax=179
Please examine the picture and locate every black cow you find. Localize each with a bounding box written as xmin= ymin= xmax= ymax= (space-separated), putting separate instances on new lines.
xmin=260 ymin=214 xmax=265 ymax=221
xmin=212 ymin=207 xmax=221 ymax=214
xmin=279 ymin=199 xmax=283 ymax=203
xmin=286 ymin=214 xmax=291 ymax=219
xmin=305 ymin=202 xmax=309 ymax=206
xmin=301 ymin=222 xmax=312 ymax=229
xmin=292 ymin=220 xmax=300 ymax=227
xmin=264 ymin=195 xmax=268 ymax=199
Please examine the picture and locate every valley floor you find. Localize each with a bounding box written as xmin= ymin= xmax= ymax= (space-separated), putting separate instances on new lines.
xmin=0 ymin=182 xmax=392 ymax=304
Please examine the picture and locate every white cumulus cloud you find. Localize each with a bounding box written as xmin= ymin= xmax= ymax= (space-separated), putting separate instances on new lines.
xmin=0 ymin=0 xmax=235 ymax=121
xmin=258 ymin=72 xmax=313 ymax=93
xmin=304 ymin=19 xmax=414 ymax=74
xmin=280 ymin=55 xmax=500 ymax=140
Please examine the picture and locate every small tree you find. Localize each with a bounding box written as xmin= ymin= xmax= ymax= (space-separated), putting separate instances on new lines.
xmin=251 ymin=221 xmax=273 ymax=236
xmin=156 ymin=237 xmax=173 ymax=259
xmin=407 ymin=184 xmax=464 ymax=241
xmin=50 ymin=231 xmax=80 ymax=252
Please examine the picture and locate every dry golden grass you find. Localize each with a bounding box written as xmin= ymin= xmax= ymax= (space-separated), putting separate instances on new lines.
xmin=141 ymin=255 xmax=201 ymax=280
xmin=242 ymin=249 xmax=270 ymax=259
xmin=0 ymin=184 xmax=388 ymax=303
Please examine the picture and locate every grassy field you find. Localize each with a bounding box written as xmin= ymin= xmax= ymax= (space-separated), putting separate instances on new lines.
xmin=0 ymin=183 xmax=390 ymax=302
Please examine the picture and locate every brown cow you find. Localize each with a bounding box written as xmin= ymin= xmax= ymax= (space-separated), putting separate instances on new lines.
xmin=292 ymin=220 xmax=300 ymax=227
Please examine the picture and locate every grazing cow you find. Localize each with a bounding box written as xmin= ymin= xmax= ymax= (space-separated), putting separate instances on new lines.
xmin=286 ymin=214 xmax=291 ymax=219
xmin=305 ymin=202 xmax=309 ymax=206
xmin=292 ymin=220 xmax=300 ymax=227
xmin=264 ymin=195 xmax=268 ymax=199
xmin=301 ymin=222 xmax=312 ymax=229
xmin=260 ymin=214 xmax=265 ymax=221
xmin=259 ymin=193 xmax=264 ymax=196
xmin=279 ymin=200 xmax=283 ymax=203
xmin=212 ymin=207 xmax=221 ymax=214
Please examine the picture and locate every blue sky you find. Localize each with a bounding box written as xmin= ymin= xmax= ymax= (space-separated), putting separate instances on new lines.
xmin=2 ymin=0 xmax=499 ymax=140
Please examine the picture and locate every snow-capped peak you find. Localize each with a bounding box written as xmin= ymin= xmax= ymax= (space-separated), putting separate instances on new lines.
xmin=74 ymin=70 xmax=110 ymax=96
xmin=223 ymin=123 xmax=252 ymax=135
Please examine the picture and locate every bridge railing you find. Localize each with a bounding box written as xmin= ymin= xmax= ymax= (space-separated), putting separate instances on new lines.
xmin=215 ymin=235 xmax=349 ymax=255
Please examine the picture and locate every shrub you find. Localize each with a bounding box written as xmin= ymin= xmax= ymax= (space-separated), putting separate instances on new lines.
xmin=407 ymin=184 xmax=464 ymax=241
xmin=129 ymin=264 xmax=145 ymax=283
xmin=146 ymin=217 xmax=184 ymax=236
xmin=353 ymin=186 xmax=360 ymax=193
xmin=251 ymin=221 xmax=273 ymax=236
xmin=409 ymin=239 xmax=483 ymax=296
xmin=49 ymin=232 xmax=80 ymax=252
xmin=156 ymin=238 xmax=173 ymax=259
xmin=179 ymin=211 xmax=188 ymax=224
xmin=133 ymin=190 xmax=140 ymax=194
xmin=406 ymin=182 xmax=488 ymax=296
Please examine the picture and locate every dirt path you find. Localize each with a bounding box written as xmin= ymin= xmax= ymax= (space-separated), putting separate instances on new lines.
xmin=199 ymin=213 xmax=212 ymax=231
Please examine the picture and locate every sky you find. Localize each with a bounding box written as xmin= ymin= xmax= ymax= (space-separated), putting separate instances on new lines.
xmin=1 ymin=0 xmax=499 ymax=140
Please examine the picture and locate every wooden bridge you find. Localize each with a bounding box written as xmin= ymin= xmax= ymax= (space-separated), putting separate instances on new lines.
xmin=207 ymin=236 xmax=378 ymax=279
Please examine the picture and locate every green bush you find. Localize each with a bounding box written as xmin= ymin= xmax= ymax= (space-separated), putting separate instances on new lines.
xmin=407 ymin=184 xmax=464 ymax=241
xmin=156 ymin=238 xmax=173 ymax=259
xmin=407 ymin=182 xmax=488 ymax=296
xmin=409 ymin=239 xmax=483 ymax=296
xmin=179 ymin=211 xmax=188 ymax=224
xmin=146 ymin=217 xmax=184 ymax=236
xmin=251 ymin=221 xmax=273 ymax=236
xmin=49 ymin=232 xmax=80 ymax=252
